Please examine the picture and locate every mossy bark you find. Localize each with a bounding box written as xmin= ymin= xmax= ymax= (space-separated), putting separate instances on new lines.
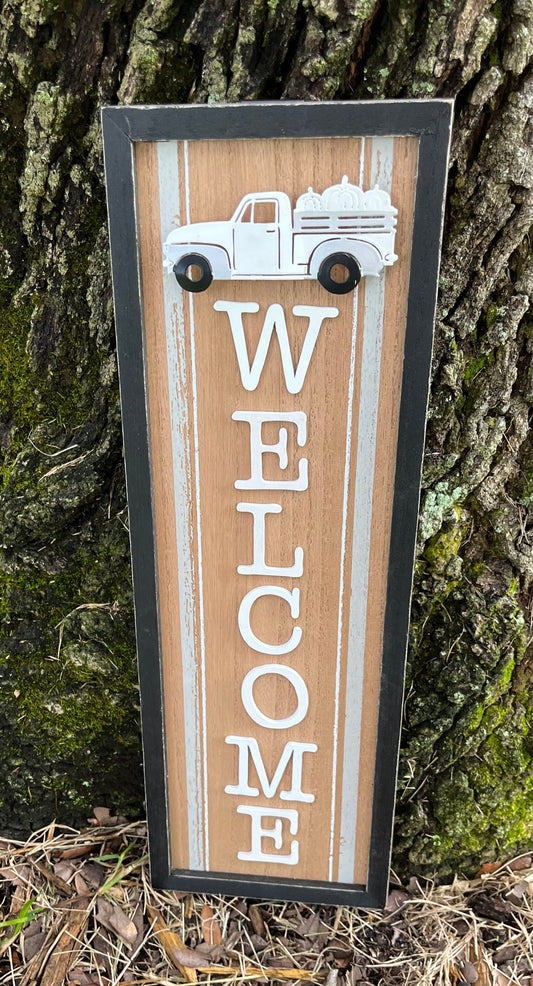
xmin=0 ymin=0 xmax=531 ymax=877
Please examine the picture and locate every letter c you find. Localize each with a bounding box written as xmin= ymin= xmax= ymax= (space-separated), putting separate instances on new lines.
xmin=238 ymin=586 xmax=301 ymax=655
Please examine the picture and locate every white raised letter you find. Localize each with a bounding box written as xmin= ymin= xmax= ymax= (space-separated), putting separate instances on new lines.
xmin=238 ymin=587 xmax=301 ymax=656
xmin=236 ymin=806 xmax=299 ymax=864
xmin=233 ymin=411 xmax=308 ymax=491
xmin=225 ymin=737 xmax=317 ymax=801
xmin=214 ymin=300 xmax=339 ymax=394
xmin=241 ymin=664 xmax=308 ymax=729
xmin=236 ymin=502 xmax=303 ymax=577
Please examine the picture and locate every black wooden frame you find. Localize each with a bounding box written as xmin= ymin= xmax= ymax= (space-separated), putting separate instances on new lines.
xmin=102 ymin=100 xmax=453 ymax=908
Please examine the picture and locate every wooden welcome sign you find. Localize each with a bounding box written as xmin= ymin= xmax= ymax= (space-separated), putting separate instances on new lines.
xmin=102 ymin=101 xmax=452 ymax=907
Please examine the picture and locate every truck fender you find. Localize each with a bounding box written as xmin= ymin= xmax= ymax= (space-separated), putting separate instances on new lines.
xmin=169 ymin=243 xmax=231 ymax=279
xmin=309 ymin=238 xmax=384 ymax=278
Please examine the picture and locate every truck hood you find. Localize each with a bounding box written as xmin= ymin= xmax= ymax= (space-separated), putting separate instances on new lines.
xmin=165 ymin=221 xmax=233 ymax=253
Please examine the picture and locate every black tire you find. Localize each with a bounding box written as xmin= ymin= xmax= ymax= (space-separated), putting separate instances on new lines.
xmin=317 ymin=252 xmax=361 ymax=294
xmin=174 ymin=253 xmax=213 ymax=292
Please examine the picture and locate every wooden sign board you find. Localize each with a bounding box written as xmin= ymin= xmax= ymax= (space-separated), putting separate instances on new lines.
xmin=102 ymin=101 xmax=452 ymax=907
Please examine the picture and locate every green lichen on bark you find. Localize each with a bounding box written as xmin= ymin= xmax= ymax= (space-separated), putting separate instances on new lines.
xmin=0 ymin=0 xmax=206 ymax=832
xmin=397 ymin=558 xmax=531 ymax=874
xmin=0 ymin=0 xmax=531 ymax=875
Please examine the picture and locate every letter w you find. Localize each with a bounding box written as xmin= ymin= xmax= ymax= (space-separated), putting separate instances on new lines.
xmin=213 ymin=301 xmax=339 ymax=394
xmin=224 ymin=736 xmax=317 ymax=802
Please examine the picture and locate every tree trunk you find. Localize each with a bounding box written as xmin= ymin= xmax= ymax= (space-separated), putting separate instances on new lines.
xmin=0 ymin=0 xmax=531 ymax=878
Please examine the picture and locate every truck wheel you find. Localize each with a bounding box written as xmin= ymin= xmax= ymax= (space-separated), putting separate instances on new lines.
xmin=317 ymin=253 xmax=361 ymax=295
xmin=174 ymin=254 xmax=213 ymax=293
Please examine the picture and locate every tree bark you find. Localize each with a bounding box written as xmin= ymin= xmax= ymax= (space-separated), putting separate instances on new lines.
xmin=0 ymin=0 xmax=531 ymax=877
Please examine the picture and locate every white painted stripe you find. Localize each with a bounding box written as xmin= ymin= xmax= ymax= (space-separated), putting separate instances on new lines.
xmin=184 ymin=141 xmax=210 ymax=870
xmin=328 ymin=286 xmax=359 ymax=881
xmin=157 ymin=142 xmax=204 ymax=870
xmin=337 ymin=138 xmax=394 ymax=883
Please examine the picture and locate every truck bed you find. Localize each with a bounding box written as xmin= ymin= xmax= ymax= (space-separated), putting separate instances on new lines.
xmin=293 ymin=209 xmax=397 ymax=234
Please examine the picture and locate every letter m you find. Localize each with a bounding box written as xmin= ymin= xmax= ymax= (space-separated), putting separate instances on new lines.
xmin=224 ymin=736 xmax=317 ymax=803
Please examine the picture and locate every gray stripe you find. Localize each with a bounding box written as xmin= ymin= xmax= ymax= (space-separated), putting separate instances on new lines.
xmin=183 ymin=140 xmax=210 ymax=869
xmin=337 ymin=138 xmax=394 ymax=883
xmin=157 ymin=141 xmax=205 ymax=871
xmin=328 ymin=285 xmax=359 ymax=881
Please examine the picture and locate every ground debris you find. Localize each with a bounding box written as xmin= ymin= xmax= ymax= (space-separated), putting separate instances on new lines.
xmin=0 ymin=819 xmax=531 ymax=985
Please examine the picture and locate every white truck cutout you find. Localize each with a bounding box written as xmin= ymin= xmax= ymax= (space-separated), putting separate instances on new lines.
xmin=163 ymin=176 xmax=398 ymax=295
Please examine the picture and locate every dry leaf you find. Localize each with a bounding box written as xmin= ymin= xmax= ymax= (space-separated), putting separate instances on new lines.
xmin=54 ymin=861 xmax=76 ymax=882
xmin=68 ymin=969 xmax=101 ymax=986
xmin=146 ymin=902 xmax=197 ymax=983
xmin=333 ymin=953 xmax=353 ymax=969
xmin=475 ymin=861 xmax=502 ymax=878
xmin=0 ymin=864 xmax=31 ymax=888
xmin=385 ymin=888 xmax=409 ymax=913
xmin=90 ymin=807 xmax=114 ymax=826
xmin=33 ymin=858 xmax=74 ymax=897
xmin=80 ymin=862 xmax=106 ymax=888
xmin=128 ymin=900 xmax=145 ymax=953
xmin=7 ymin=946 xmax=21 ymax=967
xmin=493 ymin=944 xmax=517 ymax=964
xmin=509 ymin=856 xmax=532 ymax=872
xmin=96 ymin=898 xmax=138 ymax=944
xmin=297 ymin=910 xmax=329 ymax=951
xmin=174 ymin=947 xmax=214 ymax=968
xmin=506 ymin=880 xmax=529 ymax=903
xmin=21 ymin=928 xmax=47 ymax=963
xmin=201 ymin=903 xmax=223 ymax=945
xmin=462 ymin=960 xmax=479 ymax=983
xmin=89 ymin=807 xmax=128 ymax=827
xmin=298 ymin=911 xmax=322 ymax=937
xmin=89 ymin=932 xmax=113 ymax=977
xmin=494 ymin=974 xmax=513 ymax=986
xmin=194 ymin=941 xmax=224 ymax=960
xmin=249 ymin=904 xmax=266 ymax=937
xmin=59 ymin=844 xmax=98 ymax=860
xmin=266 ymin=957 xmax=295 ymax=969
xmin=74 ymin=872 xmax=91 ymax=896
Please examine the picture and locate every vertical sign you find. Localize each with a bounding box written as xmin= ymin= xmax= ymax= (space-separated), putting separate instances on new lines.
xmin=102 ymin=101 xmax=452 ymax=907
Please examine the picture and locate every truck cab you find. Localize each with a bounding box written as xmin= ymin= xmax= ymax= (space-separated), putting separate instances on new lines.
xmin=231 ymin=193 xmax=293 ymax=275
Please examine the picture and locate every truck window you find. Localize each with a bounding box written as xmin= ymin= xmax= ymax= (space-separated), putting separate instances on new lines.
xmin=238 ymin=202 xmax=253 ymax=223
xmin=253 ymin=201 xmax=277 ymax=224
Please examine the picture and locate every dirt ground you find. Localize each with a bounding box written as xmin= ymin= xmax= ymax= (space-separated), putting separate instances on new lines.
xmin=0 ymin=812 xmax=531 ymax=986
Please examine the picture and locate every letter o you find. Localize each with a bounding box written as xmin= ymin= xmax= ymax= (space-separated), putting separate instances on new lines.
xmin=241 ymin=664 xmax=309 ymax=730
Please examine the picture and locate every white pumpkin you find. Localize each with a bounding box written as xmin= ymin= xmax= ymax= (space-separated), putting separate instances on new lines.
xmin=295 ymin=186 xmax=323 ymax=211
xmin=322 ymin=175 xmax=364 ymax=211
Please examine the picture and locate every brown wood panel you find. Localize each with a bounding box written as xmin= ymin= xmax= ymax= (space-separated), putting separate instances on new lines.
xmin=134 ymin=134 xmax=419 ymax=884
xmin=187 ymin=137 xmax=364 ymax=881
